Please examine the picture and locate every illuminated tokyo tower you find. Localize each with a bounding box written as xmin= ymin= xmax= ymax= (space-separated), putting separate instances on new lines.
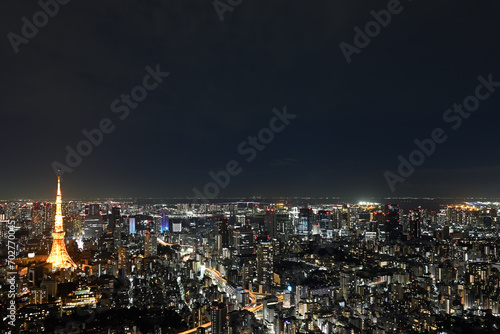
xmin=46 ymin=175 xmax=76 ymax=269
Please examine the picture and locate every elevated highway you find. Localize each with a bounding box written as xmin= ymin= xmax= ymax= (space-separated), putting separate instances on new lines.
xmin=178 ymin=268 xmax=261 ymax=334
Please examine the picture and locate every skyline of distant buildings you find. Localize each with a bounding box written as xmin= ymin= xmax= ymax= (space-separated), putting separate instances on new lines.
xmin=3 ymin=177 xmax=500 ymax=333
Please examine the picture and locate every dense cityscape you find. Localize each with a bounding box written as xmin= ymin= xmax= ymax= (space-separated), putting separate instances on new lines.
xmin=2 ymin=178 xmax=500 ymax=333
xmin=2 ymin=2 xmax=500 ymax=333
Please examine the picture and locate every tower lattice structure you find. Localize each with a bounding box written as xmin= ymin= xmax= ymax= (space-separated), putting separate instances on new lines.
xmin=46 ymin=176 xmax=76 ymax=269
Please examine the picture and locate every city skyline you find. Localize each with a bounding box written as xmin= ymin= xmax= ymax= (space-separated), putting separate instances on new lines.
xmin=2 ymin=2 xmax=500 ymax=332
xmin=3 ymin=180 xmax=500 ymax=333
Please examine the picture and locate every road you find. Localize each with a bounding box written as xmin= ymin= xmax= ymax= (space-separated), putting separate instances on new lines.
xmin=178 ymin=268 xmax=261 ymax=334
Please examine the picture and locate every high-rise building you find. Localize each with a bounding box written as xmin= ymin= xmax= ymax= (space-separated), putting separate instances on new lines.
xmin=108 ymin=206 xmax=122 ymax=250
xmin=257 ymin=240 xmax=274 ymax=287
xmin=46 ymin=176 xmax=76 ymax=270
xmin=172 ymin=220 xmax=182 ymax=233
xmin=145 ymin=232 xmax=157 ymax=258
xmin=298 ymin=208 xmax=312 ymax=235
xmin=118 ymin=246 xmax=127 ymax=271
xmin=234 ymin=225 xmax=253 ymax=255
xmin=384 ymin=204 xmax=401 ymax=242
xmin=283 ymin=290 xmax=295 ymax=308
xmin=83 ymin=203 xmax=106 ymax=238
xmin=85 ymin=204 xmax=100 ymax=217
xmin=210 ymin=301 xmax=227 ymax=334
xmin=219 ymin=218 xmax=230 ymax=249
xmin=316 ymin=210 xmax=332 ymax=230
xmin=409 ymin=209 xmax=421 ymax=239
xmin=160 ymin=208 xmax=169 ymax=233
xmin=264 ymin=210 xmax=278 ymax=238
xmin=129 ymin=217 xmax=136 ymax=234
xmin=108 ymin=206 xmax=121 ymax=231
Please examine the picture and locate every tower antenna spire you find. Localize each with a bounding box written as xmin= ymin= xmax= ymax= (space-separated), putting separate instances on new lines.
xmin=46 ymin=175 xmax=76 ymax=269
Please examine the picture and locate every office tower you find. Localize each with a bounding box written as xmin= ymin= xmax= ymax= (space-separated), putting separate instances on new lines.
xmin=160 ymin=208 xmax=169 ymax=232
xmin=108 ymin=206 xmax=121 ymax=231
xmin=283 ymin=290 xmax=295 ymax=308
xmin=312 ymin=223 xmax=321 ymax=235
xmin=340 ymin=272 xmax=350 ymax=299
xmin=298 ymin=208 xmax=312 ymax=235
xmin=257 ymin=241 xmax=274 ymax=287
xmin=262 ymin=296 xmax=280 ymax=328
xmin=385 ymin=204 xmax=401 ymax=242
xmin=219 ymin=218 xmax=230 ymax=248
xmin=118 ymin=246 xmax=127 ymax=278
xmin=129 ymin=217 xmax=136 ymax=234
xmin=316 ymin=210 xmax=332 ymax=230
xmin=234 ymin=225 xmax=253 ymax=255
xmin=172 ymin=220 xmax=182 ymax=233
xmin=86 ymin=204 xmax=100 ymax=216
xmin=211 ymin=301 xmax=227 ymax=334
xmin=408 ymin=209 xmax=421 ymax=239
xmin=83 ymin=203 xmax=106 ymax=238
xmin=108 ymin=206 xmax=121 ymax=250
xmin=46 ymin=176 xmax=76 ymax=269
xmin=145 ymin=231 xmax=157 ymax=258
xmin=118 ymin=246 xmax=127 ymax=270
xmin=113 ymin=224 xmax=121 ymax=251
xmin=241 ymin=260 xmax=254 ymax=289
xmin=21 ymin=206 xmax=30 ymax=222
xmin=264 ymin=209 xmax=278 ymax=238
xmin=229 ymin=212 xmax=237 ymax=227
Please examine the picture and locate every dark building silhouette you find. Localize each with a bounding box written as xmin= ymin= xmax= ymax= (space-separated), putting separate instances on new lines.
xmin=408 ymin=209 xmax=421 ymax=239
xmin=219 ymin=218 xmax=230 ymax=249
xmin=385 ymin=204 xmax=401 ymax=242
xmin=211 ymin=301 xmax=227 ymax=334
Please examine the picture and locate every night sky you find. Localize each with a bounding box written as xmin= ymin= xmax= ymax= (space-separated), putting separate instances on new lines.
xmin=1 ymin=0 xmax=500 ymax=200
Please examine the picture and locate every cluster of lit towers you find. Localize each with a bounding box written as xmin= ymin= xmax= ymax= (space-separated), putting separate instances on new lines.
xmin=45 ymin=175 xmax=76 ymax=269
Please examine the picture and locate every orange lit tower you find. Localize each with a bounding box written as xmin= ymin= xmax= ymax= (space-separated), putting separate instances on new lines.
xmin=46 ymin=176 xmax=76 ymax=269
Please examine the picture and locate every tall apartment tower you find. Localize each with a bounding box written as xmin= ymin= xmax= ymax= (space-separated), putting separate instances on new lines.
xmin=210 ymin=302 xmax=227 ymax=334
xmin=144 ymin=231 xmax=157 ymax=258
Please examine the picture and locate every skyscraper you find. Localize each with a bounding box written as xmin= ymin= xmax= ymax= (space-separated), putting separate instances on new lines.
xmin=298 ymin=208 xmax=313 ymax=235
xmin=108 ymin=206 xmax=121 ymax=231
xmin=118 ymin=246 xmax=127 ymax=269
xmin=145 ymin=231 xmax=157 ymax=258
xmin=234 ymin=225 xmax=254 ymax=255
xmin=409 ymin=209 xmax=421 ymax=239
xmin=83 ymin=203 xmax=105 ymax=238
xmin=46 ymin=176 xmax=76 ymax=269
xmin=160 ymin=208 xmax=169 ymax=233
xmin=218 ymin=218 xmax=230 ymax=249
xmin=109 ymin=206 xmax=122 ymax=251
xmin=257 ymin=240 xmax=274 ymax=287
xmin=264 ymin=209 xmax=278 ymax=238
xmin=210 ymin=301 xmax=227 ymax=334
xmin=129 ymin=217 xmax=136 ymax=234
xmin=385 ymin=204 xmax=401 ymax=242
